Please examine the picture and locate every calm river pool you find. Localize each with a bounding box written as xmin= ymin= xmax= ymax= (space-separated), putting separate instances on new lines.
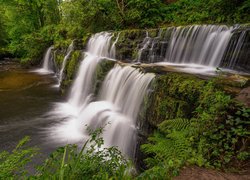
xmin=0 ymin=60 xmax=63 ymax=164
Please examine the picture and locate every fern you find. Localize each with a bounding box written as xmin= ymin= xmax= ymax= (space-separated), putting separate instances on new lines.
xmin=141 ymin=129 xmax=192 ymax=178
xmin=159 ymin=118 xmax=192 ymax=133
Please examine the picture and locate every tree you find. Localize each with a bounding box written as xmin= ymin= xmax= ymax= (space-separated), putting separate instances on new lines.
xmin=0 ymin=0 xmax=61 ymax=56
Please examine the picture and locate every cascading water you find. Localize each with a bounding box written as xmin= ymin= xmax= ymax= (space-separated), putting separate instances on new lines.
xmin=46 ymin=32 xmax=155 ymax=158
xmin=135 ymin=25 xmax=250 ymax=73
xmin=71 ymin=65 xmax=155 ymax=157
xmin=165 ymin=25 xmax=233 ymax=67
xmin=110 ymin=33 xmax=120 ymax=59
xmin=137 ymin=31 xmax=151 ymax=62
xmin=58 ymin=42 xmax=74 ymax=85
xmin=68 ymin=32 xmax=113 ymax=108
xmin=224 ymin=30 xmax=248 ymax=69
xmin=37 ymin=46 xmax=54 ymax=73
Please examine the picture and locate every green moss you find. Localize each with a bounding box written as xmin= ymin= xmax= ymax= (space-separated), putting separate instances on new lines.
xmin=82 ymin=33 xmax=91 ymax=48
xmin=115 ymin=29 xmax=146 ymax=60
xmin=66 ymin=50 xmax=81 ymax=80
xmin=145 ymin=73 xmax=206 ymax=126
xmin=60 ymin=50 xmax=81 ymax=90
xmin=147 ymin=29 xmax=158 ymax=37
xmin=140 ymin=71 xmax=248 ymax=176
xmin=93 ymin=60 xmax=116 ymax=96
xmin=54 ymin=39 xmax=72 ymax=50
xmin=54 ymin=51 xmax=65 ymax=67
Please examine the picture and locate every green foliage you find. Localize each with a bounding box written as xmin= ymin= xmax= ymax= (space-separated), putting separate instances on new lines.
xmin=125 ymin=0 xmax=166 ymax=27
xmin=159 ymin=118 xmax=192 ymax=132
xmin=202 ymin=105 xmax=250 ymax=168
xmin=141 ymin=76 xmax=250 ymax=178
xmin=0 ymin=129 xmax=132 ymax=179
xmin=0 ymin=136 xmax=38 ymax=179
xmin=140 ymin=130 xmax=193 ymax=179
xmin=1 ymin=0 xmax=250 ymax=62
xmin=0 ymin=0 xmax=61 ymax=59
xmin=164 ymin=0 xmax=250 ymax=25
xmin=33 ymin=128 xmax=131 ymax=179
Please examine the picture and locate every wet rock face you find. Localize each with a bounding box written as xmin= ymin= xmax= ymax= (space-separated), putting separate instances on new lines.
xmin=115 ymin=30 xmax=147 ymax=61
xmin=141 ymin=73 xmax=206 ymax=127
xmin=236 ymin=86 xmax=250 ymax=107
xmin=221 ymin=28 xmax=250 ymax=72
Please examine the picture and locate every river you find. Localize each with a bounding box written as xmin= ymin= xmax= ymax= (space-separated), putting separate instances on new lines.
xmin=0 ymin=60 xmax=62 ymax=163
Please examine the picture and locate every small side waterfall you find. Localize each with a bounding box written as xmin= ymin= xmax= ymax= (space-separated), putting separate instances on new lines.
xmin=110 ymin=33 xmax=120 ymax=59
xmin=58 ymin=42 xmax=74 ymax=85
xmin=39 ymin=46 xmax=54 ymax=73
xmin=137 ymin=31 xmax=150 ymax=62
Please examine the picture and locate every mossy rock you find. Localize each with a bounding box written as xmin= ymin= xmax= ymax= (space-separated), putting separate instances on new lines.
xmin=115 ymin=29 xmax=147 ymax=61
xmin=61 ymin=50 xmax=82 ymax=90
xmin=66 ymin=50 xmax=82 ymax=80
xmin=93 ymin=59 xmax=116 ymax=96
xmin=216 ymin=74 xmax=250 ymax=88
xmin=144 ymin=73 xmax=206 ymax=127
xmin=54 ymin=50 xmax=65 ymax=69
xmin=147 ymin=29 xmax=158 ymax=37
xmin=54 ymin=39 xmax=72 ymax=50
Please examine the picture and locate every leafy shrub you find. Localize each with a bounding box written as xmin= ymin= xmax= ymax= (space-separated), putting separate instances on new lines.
xmin=140 ymin=79 xmax=250 ymax=178
xmin=0 ymin=128 xmax=132 ymax=179
xmin=33 ymin=128 xmax=131 ymax=179
xmin=0 ymin=136 xmax=38 ymax=179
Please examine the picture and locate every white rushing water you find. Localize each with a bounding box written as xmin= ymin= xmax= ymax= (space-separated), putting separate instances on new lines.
xmin=46 ymin=32 xmax=155 ymax=158
xmin=77 ymin=65 xmax=155 ymax=156
xmin=227 ymin=30 xmax=247 ymax=69
xmin=164 ymin=25 xmax=233 ymax=67
xmin=110 ymin=33 xmax=120 ymax=59
xmin=68 ymin=32 xmax=113 ymax=108
xmin=137 ymin=31 xmax=150 ymax=62
xmin=36 ymin=46 xmax=54 ymax=74
xmin=136 ymin=25 xmax=249 ymax=72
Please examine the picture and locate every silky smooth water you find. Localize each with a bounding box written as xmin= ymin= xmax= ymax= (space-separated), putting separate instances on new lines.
xmin=58 ymin=42 xmax=74 ymax=85
xmin=35 ymin=46 xmax=55 ymax=74
xmin=45 ymin=33 xmax=155 ymax=158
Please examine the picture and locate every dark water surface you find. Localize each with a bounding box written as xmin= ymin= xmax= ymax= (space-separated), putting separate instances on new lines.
xmin=0 ymin=61 xmax=62 ymax=163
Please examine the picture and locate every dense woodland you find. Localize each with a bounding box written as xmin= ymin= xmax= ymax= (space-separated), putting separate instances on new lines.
xmin=0 ymin=0 xmax=249 ymax=179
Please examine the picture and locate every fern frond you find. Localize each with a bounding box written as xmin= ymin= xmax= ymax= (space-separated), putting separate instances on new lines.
xmin=159 ymin=118 xmax=191 ymax=133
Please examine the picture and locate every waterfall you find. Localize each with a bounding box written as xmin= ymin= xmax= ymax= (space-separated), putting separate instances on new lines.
xmin=137 ymin=31 xmax=150 ymax=62
xmin=68 ymin=32 xmax=113 ymax=108
xmin=110 ymin=33 xmax=120 ymax=59
xmin=38 ymin=46 xmax=54 ymax=73
xmin=227 ymin=30 xmax=247 ymax=69
xmin=134 ymin=25 xmax=250 ymax=71
xmin=76 ymin=65 xmax=155 ymax=157
xmin=47 ymin=32 xmax=155 ymax=158
xmin=164 ymin=25 xmax=233 ymax=67
xmin=58 ymin=42 xmax=74 ymax=85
